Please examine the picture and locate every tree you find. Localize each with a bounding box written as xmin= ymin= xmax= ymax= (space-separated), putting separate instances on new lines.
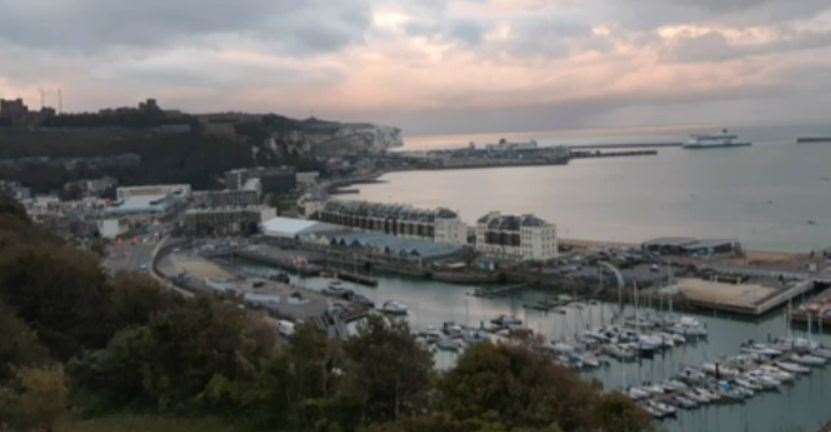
xmin=592 ymin=392 xmax=653 ymax=432
xmin=0 ymin=244 xmax=113 ymax=360
xmin=0 ymin=365 xmax=69 ymax=432
xmin=109 ymin=272 xmax=181 ymax=330
xmin=439 ymin=343 xmax=634 ymax=431
xmin=0 ymin=301 xmax=49 ymax=381
xmin=341 ymin=316 xmax=434 ymax=426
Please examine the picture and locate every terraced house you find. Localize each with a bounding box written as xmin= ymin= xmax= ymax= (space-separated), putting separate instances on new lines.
xmin=315 ymin=200 xmax=468 ymax=246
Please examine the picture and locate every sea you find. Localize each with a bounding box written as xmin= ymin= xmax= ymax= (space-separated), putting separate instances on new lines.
xmin=310 ymin=123 xmax=831 ymax=432
xmin=357 ymin=123 xmax=831 ymax=253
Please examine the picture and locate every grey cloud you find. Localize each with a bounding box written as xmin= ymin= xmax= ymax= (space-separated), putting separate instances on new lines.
xmin=448 ymin=20 xmax=485 ymax=45
xmin=661 ymin=27 xmax=831 ymax=63
xmin=498 ymin=15 xmax=597 ymax=58
xmin=0 ymin=0 xmax=371 ymax=55
xmin=611 ymin=0 xmax=831 ymax=30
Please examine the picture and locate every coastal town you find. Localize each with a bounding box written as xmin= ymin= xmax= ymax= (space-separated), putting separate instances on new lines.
xmin=3 ymin=97 xmax=831 ymax=427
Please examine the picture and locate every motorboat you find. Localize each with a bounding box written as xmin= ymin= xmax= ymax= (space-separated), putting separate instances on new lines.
xmin=702 ymin=362 xmax=740 ymax=378
xmin=436 ymin=338 xmax=464 ymax=352
xmin=669 ymin=394 xmax=698 ymax=410
xmin=662 ymin=380 xmax=688 ymax=392
xmin=734 ymin=377 xmax=763 ymax=392
xmin=490 ymin=314 xmax=523 ymax=328
xmin=627 ymin=387 xmax=650 ymax=400
xmin=380 ymin=300 xmax=409 ymax=316
xmin=647 ymin=400 xmax=677 ymax=417
xmin=776 ymin=361 xmax=811 ymax=375
xmin=745 ymin=371 xmax=781 ymax=391
xmin=442 ymin=321 xmax=464 ymax=337
xmin=791 ymin=353 xmax=827 ymax=367
xmin=321 ymin=284 xmax=353 ymax=298
xmin=643 ymin=383 xmax=665 ymax=395
xmin=758 ymin=365 xmax=795 ymax=383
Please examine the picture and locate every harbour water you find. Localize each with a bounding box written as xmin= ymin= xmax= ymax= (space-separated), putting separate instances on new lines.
xmin=270 ymin=270 xmax=831 ymax=432
xmin=311 ymin=123 xmax=831 ymax=431
xmin=359 ymin=124 xmax=831 ymax=252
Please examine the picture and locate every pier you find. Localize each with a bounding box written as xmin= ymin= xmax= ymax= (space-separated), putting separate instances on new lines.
xmin=678 ymin=278 xmax=823 ymax=316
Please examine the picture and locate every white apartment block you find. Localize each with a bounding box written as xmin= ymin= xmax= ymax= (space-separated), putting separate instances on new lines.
xmin=476 ymin=211 xmax=558 ymax=261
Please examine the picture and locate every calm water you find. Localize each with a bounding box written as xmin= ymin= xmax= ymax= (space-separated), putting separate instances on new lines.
xmin=360 ymin=124 xmax=831 ymax=252
xmin=307 ymin=124 xmax=831 ymax=431
xmin=266 ymin=270 xmax=831 ymax=432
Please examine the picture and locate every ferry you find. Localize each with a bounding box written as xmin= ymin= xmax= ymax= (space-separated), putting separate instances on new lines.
xmin=682 ymin=129 xmax=751 ymax=149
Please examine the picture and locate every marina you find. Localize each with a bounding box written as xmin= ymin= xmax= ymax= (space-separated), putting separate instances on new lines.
xmin=228 ymin=259 xmax=831 ymax=432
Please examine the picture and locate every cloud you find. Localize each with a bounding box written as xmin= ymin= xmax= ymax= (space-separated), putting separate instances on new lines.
xmin=1 ymin=0 xmax=830 ymax=133
xmin=0 ymin=0 xmax=372 ymax=55
xmin=659 ymin=25 xmax=831 ymax=62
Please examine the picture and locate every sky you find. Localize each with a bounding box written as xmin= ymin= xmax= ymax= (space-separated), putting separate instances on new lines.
xmin=0 ymin=0 xmax=830 ymax=134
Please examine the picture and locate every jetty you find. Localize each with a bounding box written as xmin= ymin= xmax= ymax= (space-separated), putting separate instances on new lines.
xmin=678 ymin=278 xmax=823 ymax=316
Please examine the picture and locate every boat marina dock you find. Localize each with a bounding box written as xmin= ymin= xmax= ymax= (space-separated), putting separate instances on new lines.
xmin=677 ymin=278 xmax=822 ymax=316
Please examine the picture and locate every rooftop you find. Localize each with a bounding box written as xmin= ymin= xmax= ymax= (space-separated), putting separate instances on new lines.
xmin=478 ymin=211 xmax=552 ymax=230
xmin=262 ymin=216 xmax=339 ymax=238
xmin=323 ymin=200 xmax=459 ymax=222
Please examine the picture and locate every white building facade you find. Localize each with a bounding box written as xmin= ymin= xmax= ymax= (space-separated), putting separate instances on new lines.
xmin=476 ymin=211 xmax=558 ymax=261
xmin=316 ymin=200 xmax=469 ymax=246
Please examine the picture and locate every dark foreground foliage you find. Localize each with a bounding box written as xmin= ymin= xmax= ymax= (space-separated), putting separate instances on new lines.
xmin=0 ymin=194 xmax=652 ymax=432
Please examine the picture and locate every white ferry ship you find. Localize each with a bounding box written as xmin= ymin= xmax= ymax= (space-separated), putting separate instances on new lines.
xmin=683 ymin=129 xmax=752 ymax=149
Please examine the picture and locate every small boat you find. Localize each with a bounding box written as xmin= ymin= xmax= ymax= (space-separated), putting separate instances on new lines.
xmin=490 ymin=314 xmax=523 ymax=328
xmin=643 ymin=383 xmax=665 ymax=395
xmin=734 ymin=377 xmax=762 ymax=392
xmin=627 ymin=387 xmax=650 ymax=400
xmin=436 ymin=338 xmax=464 ymax=352
xmin=641 ymin=403 xmax=665 ymax=419
xmin=776 ymin=361 xmax=811 ymax=375
xmin=744 ymin=372 xmax=781 ymax=391
xmin=812 ymin=347 xmax=831 ymax=359
xmin=442 ymin=321 xmax=464 ymax=337
xmin=348 ymin=293 xmax=375 ymax=308
xmin=662 ymin=380 xmax=688 ymax=392
xmin=462 ymin=329 xmax=491 ymax=345
xmin=758 ymin=365 xmax=794 ymax=383
xmin=647 ymin=400 xmax=676 ymax=418
xmin=669 ymin=395 xmax=698 ymax=410
xmin=380 ymin=300 xmax=409 ymax=316
xmin=791 ymin=353 xmax=827 ymax=367
xmin=321 ymin=285 xmax=353 ymax=299
xmin=701 ymin=362 xmax=740 ymax=378
xmin=268 ymin=272 xmax=291 ymax=283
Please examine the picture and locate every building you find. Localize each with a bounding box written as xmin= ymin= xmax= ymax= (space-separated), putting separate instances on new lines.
xmin=475 ymin=212 xmax=558 ymax=261
xmin=105 ymin=194 xmax=179 ymax=217
xmin=306 ymin=230 xmax=465 ymax=263
xmin=642 ymin=237 xmax=742 ymax=257
xmin=296 ymin=171 xmax=320 ymax=189
xmin=192 ymin=189 xmax=260 ymax=208
xmin=0 ymin=98 xmax=29 ymax=124
xmin=225 ymin=166 xmax=296 ymax=194
xmin=316 ymin=200 xmax=468 ymax=246
xmin=63 ymin=176 xmax=117 ymax=199
xmin=106 ymin=184 xmax=190 ymax=218
xmin=97 ymin=218 xmax=128 ymax=239
xmin=116 ymin=184 xmax=191 ymax=201
xmin=182 ymin=206 xmax=276 ymax=236
xmin=261 ymin=216 xmax=339 ymax=239
xmin=0 ymin=180 xmax=31 ymax=201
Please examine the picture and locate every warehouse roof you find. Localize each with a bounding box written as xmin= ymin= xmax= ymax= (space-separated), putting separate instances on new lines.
xmin=262 ymin=216 xmax=338 ymax=238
